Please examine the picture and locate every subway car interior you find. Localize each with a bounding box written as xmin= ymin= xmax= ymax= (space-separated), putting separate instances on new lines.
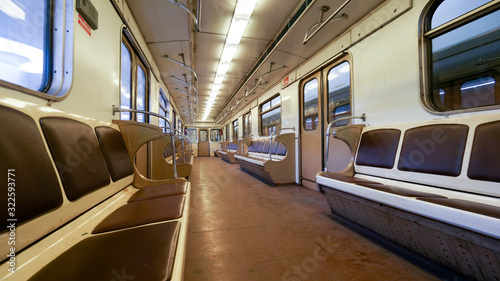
xmin=1 ymin=0 xmax=500 ymax=280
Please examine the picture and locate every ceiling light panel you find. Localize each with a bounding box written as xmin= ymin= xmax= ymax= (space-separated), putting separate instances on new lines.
xmin=203 ymin=0 xmax=257 ymax=121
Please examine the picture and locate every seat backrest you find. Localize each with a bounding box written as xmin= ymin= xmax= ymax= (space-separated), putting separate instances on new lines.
xmin=256 ymin=140 xmax=264 ymax=153
xmin=40 ymin=117 xmax=111 ymax=201
xmin=95 ymin=126 xmax=134 ymax=182
xmin=397 ymin=124 xmax=468 ymax=176
xmin=0 ymin=106 xmax=63 ymax=227
xmin=276 ymin=142 xmax=287 ymax=156
xmin=352 ymin=115 xmax=500 ymax=197
xmin=270 ymin=140 xmax=280 ymax=155
xmin=355 ymin=129 xmax=401 ymax=169
xmin=262 ymin=139 xmax=270 ymax=154
xmin=467 ymin=120 xmax=500 ymax=182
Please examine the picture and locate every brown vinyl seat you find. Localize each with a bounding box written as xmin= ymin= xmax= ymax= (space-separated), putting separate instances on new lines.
xmin=92 ymin=194 xmax=185 ymax=234
xmin=128 ymin=182 xmax=188 ymax=203
xmin=29 ymin=222 xmax=180 ymax=281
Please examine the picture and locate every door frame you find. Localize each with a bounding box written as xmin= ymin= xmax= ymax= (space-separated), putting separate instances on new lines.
xmin=298 ymin=53 xmax=353 ymax=189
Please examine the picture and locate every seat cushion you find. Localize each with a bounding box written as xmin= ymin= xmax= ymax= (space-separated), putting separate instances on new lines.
xmin=29 ymin=222 xmax=180 ymax=281
xmin=356 ymin=182 xmax=446 ymax=198
xmin=128 ymin=182 xmax=188 ymax=203
xmin=317 ymin=172 xmax=381 ymax=185
xmin=417 ymin=198 xmax=500 ymax=219
xmin=92 ymin=195 xmax=185 ymax=234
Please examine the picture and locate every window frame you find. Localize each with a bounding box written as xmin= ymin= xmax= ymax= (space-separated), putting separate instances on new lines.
xmin=420 ymin=0 xmax=500 ymax=114
xmin=259 ymin=94 xmax=282 ymax=137
xmin=0 ymin=0 xmax=74 ymax=100
xmin=302 ymin=78 xmax=320 ymax=131
xmin=242 ymin=111 xmax=252 ymax=138
xmin=120 ymin=33 xmax=150 ymax=122
xmin=159 ymin=87 xmax=171 ymax=132
xmin=232 ymin=119 xmax=239 ymax=140
xmin=326 ymin=60 xmax=352 ymax=126
xmin=210 ymin=129 xmax=221 ymax=142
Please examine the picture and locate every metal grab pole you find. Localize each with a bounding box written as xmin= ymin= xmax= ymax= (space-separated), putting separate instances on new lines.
xmin=269 ymin=127 xmax=296 ymax=160
xmin=112 ymin=105 xmax=180 ymax=179
xmin=173 ymin=128 xmax=186 ymax=163
xmin=324 ymin=113 xmax=366 ymax=172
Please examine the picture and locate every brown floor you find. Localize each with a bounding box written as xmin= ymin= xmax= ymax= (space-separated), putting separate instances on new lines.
xmin=184 ymin=157 xmax=441 ymax=281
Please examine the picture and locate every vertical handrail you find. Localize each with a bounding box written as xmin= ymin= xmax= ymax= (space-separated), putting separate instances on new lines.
xmin=112 ymin=105 xmax=180 ymax=179
xmin=173 ymin=128 xmax=186 ymax=163
xmin=269 ymin=127 xmax=296 ymax=160
xmin=324 ymin=114 xmax=366 ymax=172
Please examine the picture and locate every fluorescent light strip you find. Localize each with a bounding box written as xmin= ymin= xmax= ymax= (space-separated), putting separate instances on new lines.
xmin=203 ymin=0 xmax=257 ymax=121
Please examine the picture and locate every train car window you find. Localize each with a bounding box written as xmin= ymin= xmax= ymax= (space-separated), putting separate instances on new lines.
xmin=173 ymin=111 xmax=177 ymax=130
xmin=232 ymin=119 xmax=239 ymax=139
xmin=424 ymin=0 xmax=500 ymax=112
xmin=159 ymin=88 xmax=170 ymax=132
xmin=136 ymin=65 xmax=147 ymax=122
xmin=303 ymin=79 xmax=319 ymax=130
xmin=260 ymin=94 xmax=281 ymax=136
xmin=327 ymin=61 xmax=351 ymax=125
xmin=243 ymin=112 xmax=252 ymax=137
xmin=0 ymin=0 xmax=73 ymax=98
xmin=210 ymin=129 xmax=220 ymax=142
xmin=187 ymin=128 xmax=197 ymax=142
xmin=225 ymin=124 xmax=230 ymax=140
xmin=200 ymin=130 xmax=208 ymax=142
xmin=120 ymin=42 xmax=132 ymax=120
xmin=120 ymin=35 xmax=150 ymax=121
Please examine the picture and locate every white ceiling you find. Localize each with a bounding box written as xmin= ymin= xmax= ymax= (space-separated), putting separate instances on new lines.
xmin=125 ymin=0 xmax=385 ymax=125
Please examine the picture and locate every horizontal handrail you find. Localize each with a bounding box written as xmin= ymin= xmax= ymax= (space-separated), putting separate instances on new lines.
xmin=269 ymin=127 xmax=296 ymax=160
xmin=112 ymin=105 xmax=180 ymax=179
xmin=303 ymin=0 xmax=351 ymax=44
xmin=324 ymin=114 xmax=366 ymax=172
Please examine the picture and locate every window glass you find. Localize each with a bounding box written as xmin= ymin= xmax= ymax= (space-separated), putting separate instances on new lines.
xmin=260 ymin=95 xmax=281 ymax=136
xmin=271 ymin=95 xmax=281 ymax=107
xmin=261 ymin=107 xmax=281 ymax=136
xmin=243 ymin=112 xmax=252 ymax=137
xmin=425 ymin=1 xmax=500 ymax=111
xmin=327 ymin=61 xmax=351 ymax=125
xmin=460 ymin=76 xmax=496 ymax=108
xmin=136 ymin=65 xmax=146 ymax=122
xmin=0 ymin=0 xmax=49 ymax=91
xmin=210 ymin=129 xmax=220 ymax=142
xmin=233 ymin=119 xmax=239 ymax=139
xmin=187 ymin=128 xmax=197 ymax=142
xmin=200 ymin=130 xmax=208 ymax=142
xmin=431 ymin=0 xmax=491 ymax=28
xmin=120 ymin=42 xmax=132 ymax=120
xmin=225 ymin=124 xmax=230 ymax=140
xmin=303 ymin=79 xmax=319 ymax=130
xmin=248 ymin=113 xmax=252 ymax=137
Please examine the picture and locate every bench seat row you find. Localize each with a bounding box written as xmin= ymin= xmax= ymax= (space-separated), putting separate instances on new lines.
xmin=316 ymin=114 xmax=500 ymax=280
xmin=0 ymin=101 xmax=190 ymax=281
xmin=234 ymin=133 xmax=295 ymax=184
xmin=218 ymin=142 xmax=239 ymax=163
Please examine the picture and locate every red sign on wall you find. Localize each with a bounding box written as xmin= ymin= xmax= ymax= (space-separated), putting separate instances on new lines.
xmin=78 ymin=14 xmax=92 ymax=36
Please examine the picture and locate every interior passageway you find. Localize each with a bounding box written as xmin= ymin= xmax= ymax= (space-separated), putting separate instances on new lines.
xmin=184 ymin=157 xmax=444 ymax=280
